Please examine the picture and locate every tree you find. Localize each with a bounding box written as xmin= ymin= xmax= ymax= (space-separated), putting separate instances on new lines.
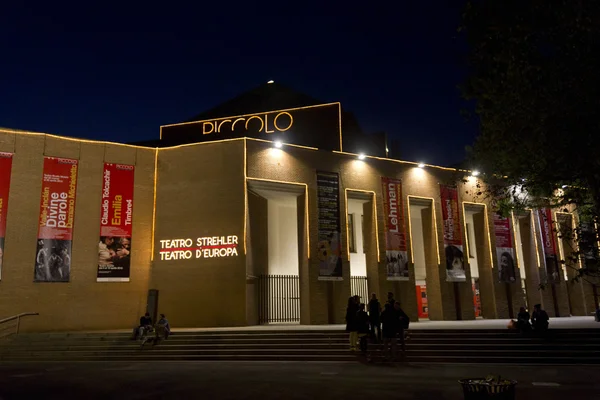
xmin=460 ymin=0 xmax=600 ymax=286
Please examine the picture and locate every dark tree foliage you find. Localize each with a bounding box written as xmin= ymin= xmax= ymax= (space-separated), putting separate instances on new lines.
xmin=460 ymin=0 xmax=600 ymax=285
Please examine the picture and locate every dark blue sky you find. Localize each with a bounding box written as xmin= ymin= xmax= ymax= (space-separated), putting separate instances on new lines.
xmin=0 ymin=2 xmax=475 ymax=166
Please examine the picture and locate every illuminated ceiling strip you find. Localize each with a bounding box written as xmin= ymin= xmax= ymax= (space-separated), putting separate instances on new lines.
xmin=246 ymin=176 xmax=310 ymax=259
xmin=246 ymin=137 xmax=318 ymax=151
xmin=159 ymin=137 xmax=245 ymax=150
xmin=338 ymin=102 xmax=343 ymax=152
xmin=528 ymin=209 xmax=542 ymax=269
xmin=556 ymin=212 xmax=575 ymax=280
xmin=407 ymin=195 xmax=441 ymax=265
xmin=151 ymin=148 xmax=158 ymax=261
xmin=344 ymin=189 xmax=380 ymax=263
xmin=160 ymin=102 xmax=342 ymax=129
xmin=244 ymin=138 xmax=248 ymax=255
xmin=331 ymin=150 xmax=463 ymax=172
xmin=511 ymin=211 xmax=521 ymax=271
xmin=0 ymin=127 xmax=154 ymax=151
xmin=462 ymin=201 xmax=494 ymax=270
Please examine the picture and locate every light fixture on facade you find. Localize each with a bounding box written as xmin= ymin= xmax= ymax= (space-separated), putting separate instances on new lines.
xmin=274 ymin=140 xmax=283 ymax=148
xmin=267 ymin=80 xmax=274 ymax=84
xmin=561 ymin=185 xmax=567 ymax=189
xmin=358 ymin=153 xmax=366 ymax=160
xmin=471 ymin=170 xmax=480 ymax=177
xmin=418 ymin=163 xmax=425 ymax=168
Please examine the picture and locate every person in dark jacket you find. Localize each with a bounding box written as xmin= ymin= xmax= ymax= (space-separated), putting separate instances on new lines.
xmin=356 ymin=303 xmax=370 ymax=355
xmin=381 ymin=303 xmax=400 ymax=361
xmin=132 ymin=312 xmax=152 ymax=340
xmin=345 ymin=295 xmax=360 ymax=350
xmin=531 ymin=304 xmax=549 ymax=333
xmin=394 ymin=301 xmax=409 ymax=354
xmin=516 ymin=306 xmax=532 ymax=332
xmin=387 ymin=292 xmax=396 ymax=307
xmin=368 ymin=293 xmax=382 ymax=342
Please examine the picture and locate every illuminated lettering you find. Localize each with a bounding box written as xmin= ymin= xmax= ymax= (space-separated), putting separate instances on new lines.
xmin=200 ymin=111 xmax=294 ymax=137
xmin=203 ymin=122 xmax=215 ymax=135
xmin=160 ymin=235 xmax=239 ymax=261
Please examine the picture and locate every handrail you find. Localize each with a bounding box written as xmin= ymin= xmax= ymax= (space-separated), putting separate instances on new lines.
xmin=0 ymin=312 xmax=39 ymax=336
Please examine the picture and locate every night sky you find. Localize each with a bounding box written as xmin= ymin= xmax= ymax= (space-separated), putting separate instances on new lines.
xmin=1 ymin=2 xmax=475 ymax=167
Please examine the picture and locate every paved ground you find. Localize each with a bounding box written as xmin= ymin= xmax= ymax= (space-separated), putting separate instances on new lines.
xmin=0 ymin=362 xmax=598 ymax=399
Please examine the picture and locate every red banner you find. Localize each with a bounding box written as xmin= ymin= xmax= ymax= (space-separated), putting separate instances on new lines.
xmin=538 ymin=208 xmax=560 ymax=282
xmin=34 ymin=157 xmax=78 ymax=282
xmin=0 ymin=152 xmax=13 ymax=280
xmin=493 ymin=214 xmax=516 ymax=283
xmin=440 ymin=185 xmax=465 ymax=281
xmin=381 ymin=177 xmax=408 ymax=281
xmin=97 ymin=163 xmax=134 ymax=282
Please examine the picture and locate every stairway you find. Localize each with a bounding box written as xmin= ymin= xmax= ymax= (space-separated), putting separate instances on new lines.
xmin=0 ymin=328 xmax=599 ymax=364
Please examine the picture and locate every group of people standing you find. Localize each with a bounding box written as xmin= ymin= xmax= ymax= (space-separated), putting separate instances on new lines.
xmin=346 ymin=292 xmax=410 ymax=361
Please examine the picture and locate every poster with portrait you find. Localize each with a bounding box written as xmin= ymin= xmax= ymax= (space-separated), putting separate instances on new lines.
xmin=381 ymin=177 xmax=409 ymax=281
xmin=316 ymin=171 xmax=343 ymax=281
xmin=538 ymin=208 xmax=561 ymax=283
xmin=97 ymin=163 xmax=134 ymax=282
xmin=493 ymin=214 xmax=516 ymax=283
xmin=34 ymin=157 xmax=78 ymax=282
xmin=0 ymin=152 xmax=13 ymax=280
xmin=440 ymin=185 xmax=466 ymax=282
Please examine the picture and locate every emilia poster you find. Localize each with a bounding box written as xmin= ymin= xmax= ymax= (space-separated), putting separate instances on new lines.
xmin=0 ymin=152 xmax=13 ymax=280
xmin=34 ymin=157 xmax=78 ymax=282
xmin=381 ymin=177 xmax=409 ymax=281
xmin=538 ymin=208 xmax=561 ymax=283
xmin=97 ymin=163 xmax=134 ymax=282
xmin=440 ymin=185 xmax=466 ymax=282
xmin=316 ymin=171 xmax=343 ymax=281
xmin=493 ymin=214 xmax=516 ymax=283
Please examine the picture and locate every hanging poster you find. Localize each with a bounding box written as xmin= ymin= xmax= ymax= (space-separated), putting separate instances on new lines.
xmin=440 ymin=185 xmax=466 ymax=282
xmin=97 ymin=163 xmax=134 ymax=282
xmin=381 ymin=177 xmax=409 ymax=281
xmin=416 ymin=285 xmax=429 ymax=319
xmin=0 ymin=152 xmax=13 ymax=280
xmin=493 ymin=214 xmax=516 ymax=283
xmin=316 ymin=171 xmax=342 ymax=281
xmin=538 ymin=208 xmax=560 ymax=283
xmin=34 ymin=157 xmax=78 ymax=282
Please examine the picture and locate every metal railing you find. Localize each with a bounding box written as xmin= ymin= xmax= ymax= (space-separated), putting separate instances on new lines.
xmin=0 ymin=312 xmax=39 ymax=339
xmin=258 ymin=275 xmax=300 ymax=324
xmin=351 ymin=276 xmax=369 ymax=304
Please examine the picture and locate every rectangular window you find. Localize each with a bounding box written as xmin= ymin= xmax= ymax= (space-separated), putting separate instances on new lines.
xmin=348 ymin=214 xmax=356 ymax=253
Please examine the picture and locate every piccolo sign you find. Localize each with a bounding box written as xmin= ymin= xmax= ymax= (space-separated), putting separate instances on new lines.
xmin=159 ymin=235 xmax=239 ymax=261
xmin=201 ymin=111 xmax=293 ymax=135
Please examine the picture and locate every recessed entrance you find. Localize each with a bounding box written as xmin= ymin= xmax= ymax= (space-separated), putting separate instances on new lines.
xmin=408 ymin=197 xmax=439 ymax=320
xmin=246 ymin=179 xmax=307 ymax=325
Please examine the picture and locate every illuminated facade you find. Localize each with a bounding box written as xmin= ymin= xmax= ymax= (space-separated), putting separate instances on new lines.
xmin=0 ymin=83 xmax=595 ymax=332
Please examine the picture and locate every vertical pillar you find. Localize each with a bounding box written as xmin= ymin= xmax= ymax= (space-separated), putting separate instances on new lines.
xmin=297 ymin=193 xmax=311 ymax=324
xmin=473 ymin=211 xmax=497 ymax=318
xmin=518 ymin=214 xmax=543 ymax=310
xmin=246 ymin=192 xmax=269 ymax=325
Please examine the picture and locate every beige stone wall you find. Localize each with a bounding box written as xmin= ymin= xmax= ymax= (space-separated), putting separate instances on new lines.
xmin=151 ymin=140 xmax=246 ymax=328
xmin=0 ymin=129 xmax=580 ymax=332
xmin=0 ymin=130 xmax=154 ymax=332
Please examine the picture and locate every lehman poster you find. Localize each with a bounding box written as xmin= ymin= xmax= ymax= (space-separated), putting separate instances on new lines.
xmin=316 ymin=171 xmax=342 ymax=281
xmin=440 ymin=185 xmax=466 ymax=282
xmin=493 ymin=214 xmax=516 ymax=283
xmin=34 ymin=157 xmax=78 ymax=282
xmin=0 ymin=152 xmax=13 ymax=280
xmin=381 ymin=177 xmax=409 ymax=281
xmin=538 ymin=208 xmax=560 ymax=283
xmin=97 ymin=163 xmax=134 ymax=282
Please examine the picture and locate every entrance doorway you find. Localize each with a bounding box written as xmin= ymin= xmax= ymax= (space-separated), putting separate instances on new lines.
xmin=348 ymin=196 xmax=369 ymax=300
xmin=247 ymin=180 xmax=306 ymax=325
xmin=408 ymin=197 xmax=438 ymax=320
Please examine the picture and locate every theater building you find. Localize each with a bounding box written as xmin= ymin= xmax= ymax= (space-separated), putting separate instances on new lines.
xmin=0 ymin=83 xmax=596 ymax=332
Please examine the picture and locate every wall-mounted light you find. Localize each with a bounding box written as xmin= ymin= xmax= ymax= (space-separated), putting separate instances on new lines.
xmin=561 ymin=185 xmax=567 ymax=189
xmin=358 ymin=153 xmax=366 ymax=160
xmin=471 ymin=170 xmax=480 ymax=177
xmin=274 ymin=141 xmax=283 ymax=148
xmin=267 ymin=80 xmax=274 ymax=84
xmin=417 ymin=163 xmax=425 ymax=168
